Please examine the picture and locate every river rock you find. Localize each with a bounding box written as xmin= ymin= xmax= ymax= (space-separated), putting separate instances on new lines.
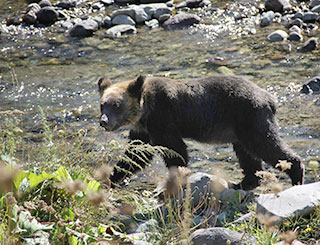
xmin=265 ymin=0 xmax=291 ymax=13
xmin=184 ymin=0 xmax=210 ymax=8
xmin=301 ymin=76 xmax=320 ymax=94
xmin=112 ymin=14 xmax=136 ymax=25
xmin=289 ymin=25 xmax=301 ymax=34
xmin=102 ymin=16 xmax=112 ymax=28
xmin=163 ymin=13 xmax=200 ymax=30
xmin=54 ymin=0 xmax=77 ymax=9
xmin=302 ymin=12 xmax=319 ymax=22
xmin=39 ymin=0 xmax=52 ymax=7
xmin=106 ymin=24 xmax=137 ymax=38
xmin=298 ymin=37 xmax=318 ymax=52
xmin=23 ymin=3 xmax=41 ymax=25
xmin=145 ymin=19 xmax=159 ymax=28
xmin=260 ymin=10 xmax=275 ymax=27
xmin=267 ymin=30 xmax=288 ymax=42
xmin=36 ymin=6 xmax=59 ymax=25
xmin=190 ymin=227 xmax=257 ymax=245
xmin=69 ymin=19 xmax=99 ymax=37
xmin=288 ymin=31 xmax=303 ymax=42
xmin=257 ymin=182 xmax=320 ymax=224
xmin=312 ymin=5 xmax=320 ymax=12
xmin=286 ymin=18 xmax=303 ymax=28
xmin=310 ymin=0 xmax=320 ymax=8
xmin=101 ymin=0 xmax=114 ymax=5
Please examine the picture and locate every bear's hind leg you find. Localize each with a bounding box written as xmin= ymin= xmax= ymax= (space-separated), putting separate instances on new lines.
xmin=233 ymin=142 xmax=263 ymax=190
xmin=236 ymin=111 xmax=304 ymax=186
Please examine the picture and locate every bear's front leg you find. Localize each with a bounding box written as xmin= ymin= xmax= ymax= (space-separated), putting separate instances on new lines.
xmin=110 ymin=129 xmax=153 ymax=186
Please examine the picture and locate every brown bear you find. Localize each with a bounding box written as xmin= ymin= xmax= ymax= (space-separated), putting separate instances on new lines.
xmin=98 ymin=75 xmax=304 ymax=190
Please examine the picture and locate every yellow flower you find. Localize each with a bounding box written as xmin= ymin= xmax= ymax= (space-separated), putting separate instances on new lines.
xmin=305 ymin=227 xmax=311 ymax=232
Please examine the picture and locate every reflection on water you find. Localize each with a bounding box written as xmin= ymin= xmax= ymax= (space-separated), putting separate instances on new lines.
xmin=0 ymin=0 xmax=319 ymax=184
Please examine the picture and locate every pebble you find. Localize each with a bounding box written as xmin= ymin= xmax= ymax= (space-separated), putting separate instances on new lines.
xmin=23 ymin=3 xmax=41 ymax=25
xmin=267 ymin=29 xmax=288 ymax=42
xmin=289 ymin=25 xmax=301 ymax=34
xmin=301 ymin=76 xmax=320 ymax=94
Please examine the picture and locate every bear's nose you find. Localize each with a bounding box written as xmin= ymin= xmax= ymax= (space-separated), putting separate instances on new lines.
xmin=100 ymin=114 xmax=109 ymax=127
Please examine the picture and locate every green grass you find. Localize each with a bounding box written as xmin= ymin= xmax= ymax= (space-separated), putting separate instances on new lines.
xmin=1 ymin=110 xmax=320 ymax=244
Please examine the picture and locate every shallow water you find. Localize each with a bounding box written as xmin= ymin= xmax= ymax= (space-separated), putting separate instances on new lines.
xmin=0 ymin=0 xmax=319 ymax=186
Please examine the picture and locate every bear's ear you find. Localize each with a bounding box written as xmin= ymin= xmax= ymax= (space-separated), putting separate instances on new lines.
xmin=128 ymin=75 xmax=145 ymax=98
xmin=97 ymin=76 xmax=112 ymax=94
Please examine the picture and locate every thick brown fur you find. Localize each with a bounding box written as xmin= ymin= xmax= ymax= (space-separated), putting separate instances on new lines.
xmin=98 ymin=75 xmax=304 ymax=190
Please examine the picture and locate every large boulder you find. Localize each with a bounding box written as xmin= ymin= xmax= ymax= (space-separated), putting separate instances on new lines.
xmin=257 ymin=182 xmax=320 ymax=224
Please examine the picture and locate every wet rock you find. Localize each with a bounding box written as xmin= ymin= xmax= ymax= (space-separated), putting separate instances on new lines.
xmin=286 ymin=18 xmax=303 ymax=28
xmin=298 ymin=37 xmax=318 ymax=52
xmin=289 ymin=31 xmax=303 ymax=42
xmin=145 ymin=19 xmax=159 ymax=28
xmin=163 ymin=13 xmax=200 ymax=30
xmin=267 ymin=29 xmax=288 ymax=42
xmin=306 ymin=23 xmax=318 ymax=34
xmin=312 ymin=5 xmax=320 ymax=12
xmin=302 ymin=12 xmax=319 ymax=22
xmin=36 ymin=6 xmax=59 ymax=25
xmin=190 ymin=227 xmax=257 ymax=245
xmin=265 ymin=0 xmax=291 ymax=13
xmin=260 ymin=10 xmax=275 ymax=27
xmin=292 ymin=11 xmax=304 ymax=20
xmin=135 ymin=7 xmax=151 ymax=24
xmin=185 ymin=0 xmax=209 ymax=8
xmin=310 ymin=0 xmax=320 ymax=8
xmin=112 ymin=14 xmax=136 ymax=25
xmin=39 ymin=0 xmax=52 ymax=7
xmin=301 ymin=76 xmax=320 ymax=94
xmin=23 ymin=3 xmax=41 ymax=25
xmin=102 ymin=16 xmax=112 ymax=28
xmin=289 ymin=25 xmax=301 ymax=34
xmin=106 ymin=24 xmax=137 ymax=38
xmin=55 ymin=0 xmax=77 ymax=9
xmin=101 ymin=0 xmax=114 ymax=5
xmin=146 ymin=3 xmax=172 ymax=20
xmin=257 ymin=182 xmax=320 ymax=224
xmin=70 ymin=19 xmax=99 ymax=37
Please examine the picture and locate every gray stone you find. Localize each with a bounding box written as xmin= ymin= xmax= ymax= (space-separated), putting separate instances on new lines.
xmin=190 ymin=227 xmax=257 ymax=245
xmin=158 ymin=14 xmax=171 ymax=22
xmin=289 ymin=31 xmax=303 ymax=42
xmin=92 ymin=2 xmax=104 ymax=10
xmin=163 ymin=13 xmax=200 ymax=30
xmin=143 ymin=3 xmax=172 ymax=20
xmin=301 ymin=76 xmax=320 ymax=94
xmin=145 ymin=19 xmax=159 ymax=28
xmin=36 ymin=6 xmax=59 ymax=25
xmin=39 ymin=0 xmax=52 ymax=7
xmin=135 ymin=219 xmax=158 ymax=233
xmin=54 ymin=1 xmax=77 ymax=9
xmin=257 ymin=182 xmax=320 ymax=224
xmin=106 ymin=24 xmax=137 ymax=38
xmin=134 ymin=7 xmax=151 ymax=24
xmin=286 ymin=18 xmax=303 ymax=28
xmin=23 ymin=3 xmax=41 ymax=24
xmin=312 ymin=5 xmax=320 ymax=12
xmin=302 ymin=12 xmax=319 ymax=22
xmin=289 ymin=25 xmax=301 ymax=34
xmin=185 ymin=0 xmax=203 ymax=8
xmin=112 ymin=14 xmax=136 ymax=25
xmin=102 ymin=16 xmax=112 ymax=28
xmin=69 ymin=19 xmax=99 ymax=37
xmin=292 ymin=11 xmax=303 ymax=20
xmin=310 ymin=0 xmax=320 ymax=8
xmin=267 ymin=30 xmax=288 ymax=42
xmin=298 ymin=37 xmax=318 ymax=52
xmin=101 ymin=0 xmax=114 ymax=5
xmin=265 ymin=0 xmax=291 ymax=13
xmin=260 ymin=10 xmax=275 ymax=27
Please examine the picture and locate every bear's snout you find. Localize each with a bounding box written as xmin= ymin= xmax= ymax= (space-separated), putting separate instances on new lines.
xmin=100 ymin=114 xmax=109 ymax=128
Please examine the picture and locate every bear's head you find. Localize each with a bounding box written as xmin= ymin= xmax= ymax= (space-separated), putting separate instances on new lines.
xmin=98 ymin=75 xmax=145 ymax=131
